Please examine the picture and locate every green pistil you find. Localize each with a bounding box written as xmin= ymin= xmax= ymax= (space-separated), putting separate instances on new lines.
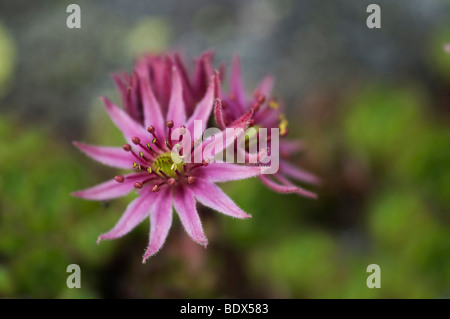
xmin=152 ymin=152 xmax=184 ymax=178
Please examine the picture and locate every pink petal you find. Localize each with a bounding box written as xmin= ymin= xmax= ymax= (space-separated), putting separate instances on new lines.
xmin=279 ymin=140 xmax=305 ymax=155
xmin=259 ymin=175 xmax=317 ymax=199
xmin=173 ymin=186 xmax=208 ymax=246
xmin=142 ymin=187 xmax=173 ymax=262
xmin=193 ymin=179 xmax=251 ymax=218
xmin=256 ymin=75 xmax=274 ymax=100
xmin=193 ymin=50 xmax=214 ymax=98
xmin=101 ymin=96 xmax=147 ymax=142
xmin=136 ymin=62 xmax=166 ymax=136
xmin=236 ymin=146 xmax=269 ymax=164
xmin=186 ymin=72 xmax=217 ymax=133
xmin=214 ymin=98 xmax=226 ymax=130
xmin=174 ymin=53 xmax=195 ymax=109
xmin=71 ymin=174 xmax=144 ymax=200
xmin=229 ymin=107 xmax=254 ymax=129
xmin=199 ymin=163 xmax=264 ymax=183
xmin=97 ymin=187 xmax=155 ymax=243
xmin=73 ymin=141 xmax=132 ymax=169
xmin=280 ymin=160 xmax=320 ymax=185
xmin=230 ymin=54 xmax=246 ymax=111
xmin=166 ymin=66 xmax=186 ymax=129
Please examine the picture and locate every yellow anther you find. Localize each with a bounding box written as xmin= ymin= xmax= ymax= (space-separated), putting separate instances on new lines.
xmin=269 ymin=99 xmax=279 ymax=109
xmin=279 ymin=114 xmax=288 ymax=136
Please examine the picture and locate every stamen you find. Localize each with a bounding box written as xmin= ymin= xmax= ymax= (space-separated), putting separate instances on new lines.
xmin=156 ymin=166 xmax=170 ymax=180
xmin=131 ymin=136 xmax=140 ymax=145
xmin=139 ymin=151 xmax=151 ymax=162
xmin=279 ymin=114 xmax=288 ymax=136
xmin=114 ymin=175 xmax=124 ymax=183
xmin=133 ymin=162 xmax=150 ymax=171
xmin=123 ymin=144 xmax=132 ymax=152
xmin=167 ymin=178 xmax=176 ymax=186
xmin=166 ymin=120 xmax=174 ymax=149
xmin=147 ymin=125 xmax=160 ymax=146
xmin=191 ymin=138 xmax=201 ymax=153
xmin=187 ymin=176 xmax=196 ymax=184
xmin=152 ymin=137 xmax=163 ymax=149
xmin=146 ymin=142 xmax=158 ymax=156
xmin=134 ymin=182 xmax=143 ymax=189
xmin=152 ymin=184 xmax=160 ymax=192
xmin=269 ymin=98 xmax=279 ymax=109
xmin=190 ymin=160 xmax=209 ymax=170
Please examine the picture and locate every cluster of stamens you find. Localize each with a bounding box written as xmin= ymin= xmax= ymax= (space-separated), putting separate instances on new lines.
xmin=113 ymin=120 xmax=208 ymax=192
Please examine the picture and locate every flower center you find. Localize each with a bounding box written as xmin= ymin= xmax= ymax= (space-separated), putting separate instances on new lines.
xmin=153 ymin=152 xmax=184 ymax=178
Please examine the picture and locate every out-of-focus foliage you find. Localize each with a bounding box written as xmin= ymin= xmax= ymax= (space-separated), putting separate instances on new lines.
xmin=0 ymin=22 xmax=15 ymax=99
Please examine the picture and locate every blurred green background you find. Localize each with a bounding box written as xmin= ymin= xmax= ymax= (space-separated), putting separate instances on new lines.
xmin=0 ymin=0 xmax=450 ymax=298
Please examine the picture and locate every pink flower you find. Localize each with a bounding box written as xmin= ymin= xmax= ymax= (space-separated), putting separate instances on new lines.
xmin=214 ymin=55 xmax=319 ymax=198
xmin=73 ymin=51 xmax=263 ymax=263
xmin=111 ymin=50 xmax=216 ymax=125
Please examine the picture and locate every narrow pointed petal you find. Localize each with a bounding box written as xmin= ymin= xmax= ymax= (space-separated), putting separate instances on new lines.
xmin=73 ymin=141 xmax=132 ymax=169
xmin=279 ymin=140 xmax=304 ymax=155
xmin=236 ymin=146 xmax=269 ymax=164
xmin=199 ymin=163 xmax=264 ymax=183
xmin=200 ymin=108 xmax=255 ymax=162
xmin=136 ymin=62 xmax=166 ymax=135
xmin=186 ymin=73 xmax=216 ymax=133
xmin=97 ymin=188 xmax=155 ymax=243
xmin=174 ymin=53 xmax=195 ymax=109
xmin=193 ymin=50 xmax=214 ymax=98
xmin=259 ymin=175 xmax=317 ymax=199
xmin=256 ymin=75 xmax=275 ymax=100
xmin=280 ymin=160 xmax=321 ymax=185
xmin=173 ymin=186 xmax=208 ymax=246
xmin=101 ymin=96 xmax=147 ymax=141
xmin=166 ymin=66 xmax=186 ymax=128
xmin=142 ymin=187 xmax=173 ymax=262
xmin=193 ymin=179 xmax=251 ymax=218
xmin=229 ymin=107 xmax=254 ymax=129
xmin=230 ymin=54 xmax=246 ymax=110
xmin=71 ymin=174 xmax=144 ymax=200
xmin=214 ymin=98 xmax=226 ymax=130
xmin=111 ymin=72 xmax=130 ymax=114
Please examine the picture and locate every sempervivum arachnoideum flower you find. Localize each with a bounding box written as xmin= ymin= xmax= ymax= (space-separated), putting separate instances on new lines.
xmin=214 ymin=55 xmax=320 ymax=198
xmin=73 ymin=52 xmax=263 ymax=263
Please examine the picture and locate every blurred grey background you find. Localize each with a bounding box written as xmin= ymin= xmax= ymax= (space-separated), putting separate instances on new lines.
xmin=0 ymin=0 xmax=448 ymax=139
